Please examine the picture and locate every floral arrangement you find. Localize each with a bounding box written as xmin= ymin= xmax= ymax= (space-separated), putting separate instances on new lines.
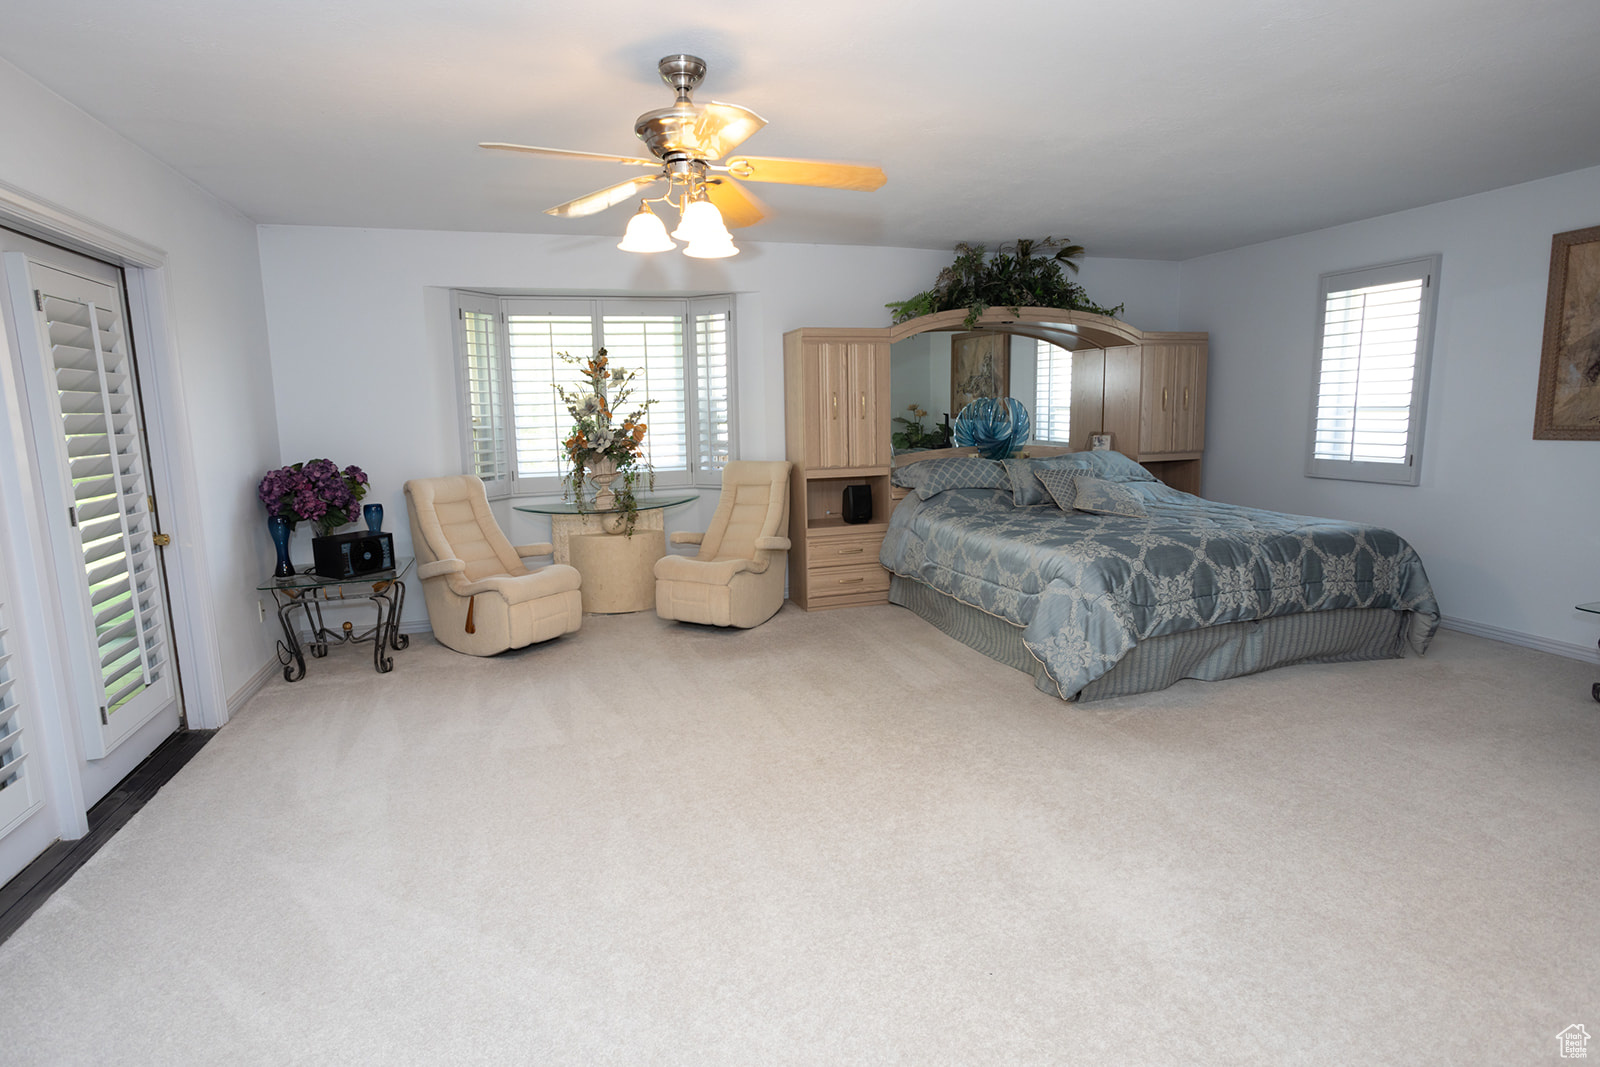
xmin=891 ymin=403 xmax=953 ymax=452
xmin=258 ymin=458 xmax=369 ymax=537
xmin=555 ymin=348 xmax=655 ymax=533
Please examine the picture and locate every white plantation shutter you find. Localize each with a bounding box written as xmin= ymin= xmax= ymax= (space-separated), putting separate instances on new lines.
xmin=455 ymin=292 xmax=508 ymax=492
xmin=1307 ymin=256 xmax=1439 ymax=485
xmin=26 ymin=263 xmax=175 ymax=756
xmin=504 ymin=305 xmax=594 ymax=480
xmin=1034 ymin=339 xmax=1071 ymax=444
xmin=0 ymin=574 xmax=40 ymax=835
xmin=601 ymin=308 xmax=688 ymax=477
xmin=693 ymin=298 xmax=734 ymax=472
xmin=466 ymin=295 xmax=736 ymax=494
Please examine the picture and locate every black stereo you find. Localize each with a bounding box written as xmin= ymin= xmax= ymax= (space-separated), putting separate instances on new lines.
xmin=311 ymin=531 xmax=395 ymax=579
xmin=842 ymin=484 xmax=873 ymax=525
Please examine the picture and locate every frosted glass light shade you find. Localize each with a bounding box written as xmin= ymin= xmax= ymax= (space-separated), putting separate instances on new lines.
xmin=683 ymin=234 xmax=739 ymax=259
xmin=671 ymin=198 xmax=731 ymax=243
xmin=618 ymin=204 xmax=675 ymax=253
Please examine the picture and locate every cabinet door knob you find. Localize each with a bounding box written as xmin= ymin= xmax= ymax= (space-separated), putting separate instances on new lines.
xmin=831 ymin=392 xmax=838 ymax=419
xmin=1162 ymin=386 xmax=1169 ymax=411
xmin=1183 ymin=386 xmax=1190 ymax=409
xmin=859 ymin=392 xmax=867 ymax=419
xmin=837 ymin=576 xmax=865 ymax=584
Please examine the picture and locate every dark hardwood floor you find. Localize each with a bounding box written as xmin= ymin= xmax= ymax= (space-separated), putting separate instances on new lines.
xmin=0 ymin=729 xmax=214 ymax=946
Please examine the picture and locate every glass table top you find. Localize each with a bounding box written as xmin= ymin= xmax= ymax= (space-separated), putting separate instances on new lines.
xmin=259 ymin=556 xmax=412 ymax=591
xmin=513 ymin=493 xmax=699 ymax=516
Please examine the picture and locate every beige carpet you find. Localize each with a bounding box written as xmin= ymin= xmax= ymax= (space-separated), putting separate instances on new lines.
xmin=1 ymin=604 xmax=1596 ymax=1065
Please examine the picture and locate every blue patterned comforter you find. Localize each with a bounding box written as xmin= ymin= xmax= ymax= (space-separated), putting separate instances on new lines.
xmin=879 ymin=484 xmax=1440 ymax=698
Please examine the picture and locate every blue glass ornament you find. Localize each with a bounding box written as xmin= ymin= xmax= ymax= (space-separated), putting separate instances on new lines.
xmin=952 ymin=397 xmax=1031 ymax=459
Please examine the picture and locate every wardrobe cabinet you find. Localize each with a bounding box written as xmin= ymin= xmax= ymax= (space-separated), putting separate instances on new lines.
xmin=784 ymin=330 xmax=893 ymax=610
xmin=800 ymin=337 xmax=889 ymax=469
xmin=1097 ymin=334 xmax=1209 ymax=494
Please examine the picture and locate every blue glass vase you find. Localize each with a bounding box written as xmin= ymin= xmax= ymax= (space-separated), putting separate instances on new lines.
xmin=363 ymin=503 xmax=383 ymax=532
xmin=268 ymin=515 xmax=294 ymax=578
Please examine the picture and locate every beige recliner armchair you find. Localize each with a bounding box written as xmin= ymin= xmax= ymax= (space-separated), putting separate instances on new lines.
xmin=404 ymin=475 xmax=582 ymax=655
xmin=654 ymin=460 xmax=792 ymax=628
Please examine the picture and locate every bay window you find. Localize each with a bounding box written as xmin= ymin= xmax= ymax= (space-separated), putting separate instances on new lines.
xmin=451 ymin=293 xmax=735 ymax=497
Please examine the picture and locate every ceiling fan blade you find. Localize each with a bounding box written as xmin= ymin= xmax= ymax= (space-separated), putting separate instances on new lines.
xmin=720 ymin=156 xmax=886 ymax=191
xmin=688 ymin=102 xmax=767 ymax=160
xmin=701 ymin=177 xmax=768 ymax=230
xmin=480 ymin=142 xmax=660 ymax=168
xmin=545 ymin=175 xmax=665 ymax=218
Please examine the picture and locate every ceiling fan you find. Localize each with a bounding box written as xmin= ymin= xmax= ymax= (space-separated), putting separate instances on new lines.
xmin=481 ymin=54 xmax=886 ymax=256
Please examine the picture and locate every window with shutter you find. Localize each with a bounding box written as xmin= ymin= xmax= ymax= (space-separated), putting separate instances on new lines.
xmin=1034 ymin=338 xmax=1072 ymax=444
xmin=693 ymin=300 xmax=733 ymax=472
xmin=456 ymin=295 xmax=736 ymax=495
xmin=455 ymin=293 xmax=508 ymax=492
xmin=1307 ymin=256 xmax=1440 ymax=486
xmin=25 ymin=264 xmax=176 ymax=756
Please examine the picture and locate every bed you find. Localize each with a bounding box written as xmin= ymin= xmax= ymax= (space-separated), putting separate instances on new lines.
xmin=880 ymin=450 xmax=1440 ymax=701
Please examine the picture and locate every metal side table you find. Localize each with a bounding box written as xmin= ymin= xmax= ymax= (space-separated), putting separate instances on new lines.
xmin=1576 ymin=602 xmax=1600 ymax=702
xmin=259 ymin=558 xmax=412 ymax=681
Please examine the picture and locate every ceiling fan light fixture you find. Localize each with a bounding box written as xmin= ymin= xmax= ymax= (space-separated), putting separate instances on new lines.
xmin=617 ymin=201 xmax=676 ymax=253
xmin=670 ymin=196 xmax=732 ymax=244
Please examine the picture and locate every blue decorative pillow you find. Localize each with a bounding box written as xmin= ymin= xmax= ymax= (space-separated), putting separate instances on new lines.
xmin=1034 ymin=468 xmax=1080 ymax=511
xmin=1004 ymin=451 xmax=1157 ymax=506
xmin=1066 ymin=474 xmax=1148 ymax=518
xmin=891 ymin=456 xmax=1009 ymax=500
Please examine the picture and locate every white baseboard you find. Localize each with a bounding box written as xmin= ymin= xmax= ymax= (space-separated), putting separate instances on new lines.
xmin=1439 ymin=615 xmax=1598 ymax=663
xmin=227 ymin=656 xmax=281 ymax=718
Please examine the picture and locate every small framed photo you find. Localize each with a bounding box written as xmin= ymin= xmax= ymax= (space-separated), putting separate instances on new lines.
xmin=1089 ymin=433 xmax=1113 ymax=451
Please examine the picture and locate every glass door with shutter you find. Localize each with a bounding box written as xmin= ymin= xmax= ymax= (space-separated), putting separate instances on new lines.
xmin=3 ymin=247 xmax=180 ymax=777
xmin=0 ymin=554 xmax=46 ymax=878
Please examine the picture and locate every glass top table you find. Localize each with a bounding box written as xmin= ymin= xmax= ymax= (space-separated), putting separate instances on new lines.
xmin=513 ymin=493 xmax=699 ymax=516
xmin=256 ymin=556 xmax=413 ymax=591
xmin=515 ymin=495 xmax=698 ymax=613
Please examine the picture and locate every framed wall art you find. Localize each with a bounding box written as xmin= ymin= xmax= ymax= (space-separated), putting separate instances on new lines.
xmin=949 ymin=331 xmax=1009 ymax=417
xmin=1533 ymin=223 xmax=1600 ymax=439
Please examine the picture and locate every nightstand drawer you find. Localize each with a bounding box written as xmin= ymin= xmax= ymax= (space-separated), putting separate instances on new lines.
xmin=806 ymin=561 xmax=891 ymax=597
xmin=807 ymin=532 xmax=885 ymax=569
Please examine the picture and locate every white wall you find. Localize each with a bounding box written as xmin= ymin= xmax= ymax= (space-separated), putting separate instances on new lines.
xmin=0 ymin=58 xmax=281 ymax=708
xmin=256 ymin=228 xmax=1181 ymax=628
xmin=1180 ymin=164 xmax=1600 ymax=653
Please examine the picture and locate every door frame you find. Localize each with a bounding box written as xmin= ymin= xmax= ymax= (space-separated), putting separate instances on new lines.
xmin=0 ymin=180 xmax=228 ymax=833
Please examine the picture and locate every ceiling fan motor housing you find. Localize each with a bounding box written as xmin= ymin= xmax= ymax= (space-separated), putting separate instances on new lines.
xmin=657 ymin=54 xmax=707 ymax=99
xmin=636 ymin=55 xmax=711 ymax=159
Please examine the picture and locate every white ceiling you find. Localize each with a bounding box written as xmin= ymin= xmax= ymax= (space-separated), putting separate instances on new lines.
xmin=4 ymin=0 xmax=1599 ymax=259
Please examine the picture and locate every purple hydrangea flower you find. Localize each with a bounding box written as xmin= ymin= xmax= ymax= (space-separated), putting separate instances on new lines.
xmin=258 ymin=457 xmax=370 ymax=533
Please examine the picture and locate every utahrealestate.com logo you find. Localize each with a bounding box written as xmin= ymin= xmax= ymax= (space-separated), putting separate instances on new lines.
xmin=1559 ymin=1024 xmax=1591 ymax=1059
